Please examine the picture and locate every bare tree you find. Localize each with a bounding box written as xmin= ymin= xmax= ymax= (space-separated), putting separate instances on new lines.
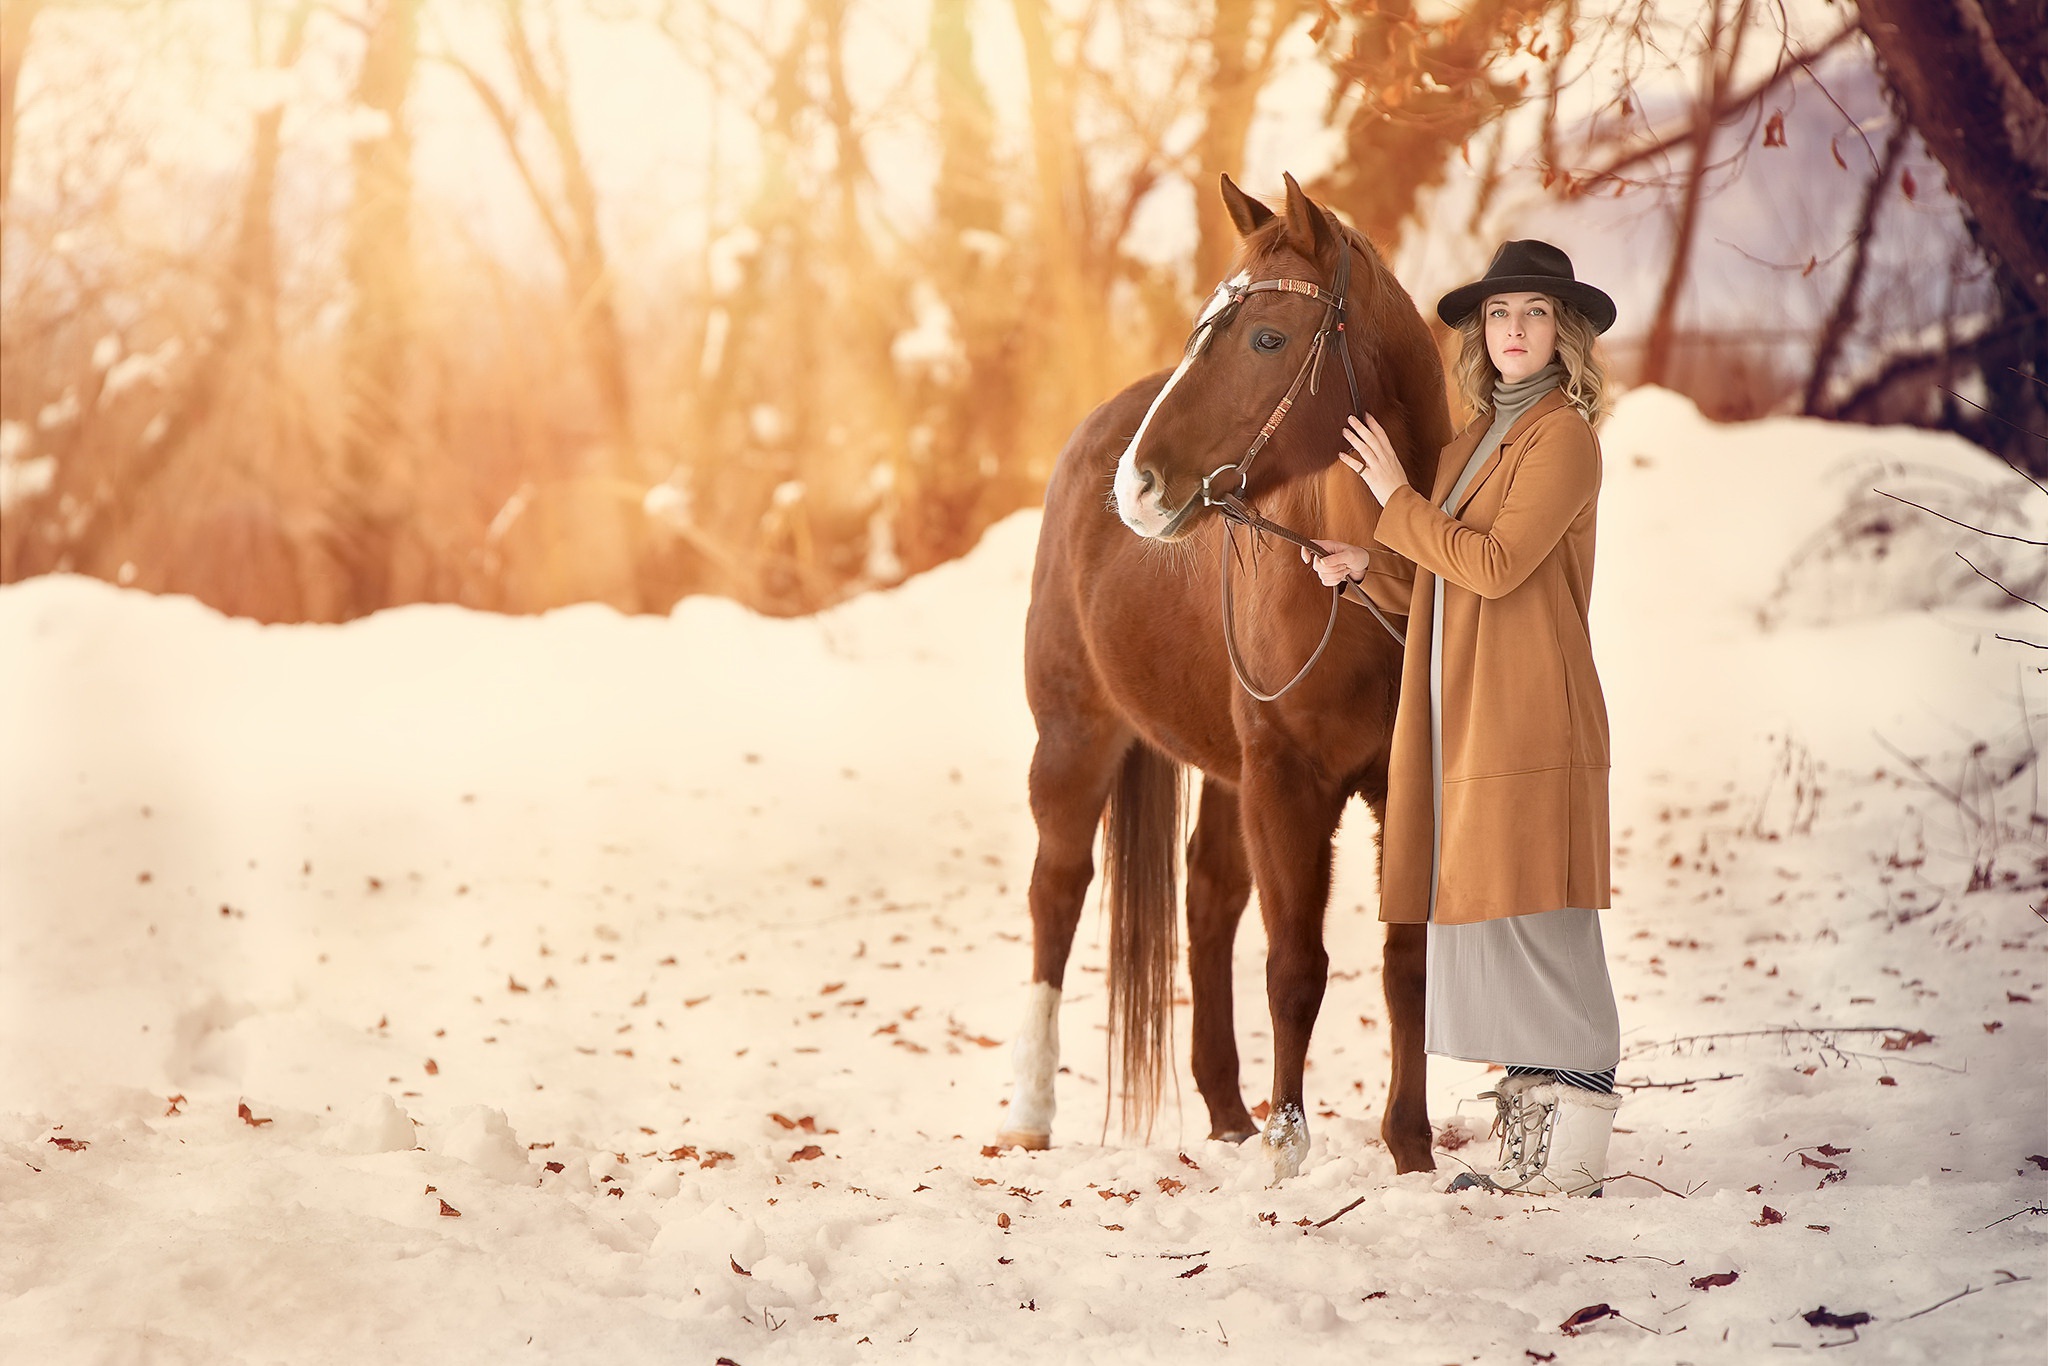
xmin=1639 ymin=0 xmax=1755 ymax=388
xmin=1192 ymin=0 xmax=1307 ymax=287
xmin=1856 ymin=0 xmax=2047 ymax=474
xmin=1857 ymin=0 xmax=2048 ymax=323
xmin=448 ymin=0 xmax=636 ymax=451
xmin=1801 ymin=118 xmax=1909 ymax=415
xmin=0 ymin=0 xmax=47 ymax=212
xmin=337 ymin=0 xmax=419 ymax=614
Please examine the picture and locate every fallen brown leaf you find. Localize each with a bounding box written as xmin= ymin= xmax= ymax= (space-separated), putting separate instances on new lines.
xmin=790 ymin=1145 xmax=824 ymax=1161
xmin=1690 ymin=1272 xmax=1738 ymax=1291
xmin=1560 ymin=1303 xmax=1618 ymax=1335
xmin=1754 ymin=1206 xmax=1784 ymax=1226
xmin=438 ymin=1199 xmax=461 ymax=1217
xmin=238 ymin=1102 xmax=272 ymax=1128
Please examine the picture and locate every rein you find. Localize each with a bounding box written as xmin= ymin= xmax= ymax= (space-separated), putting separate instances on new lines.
xmin=1188 ymin=221 xmax=1406 ymax=702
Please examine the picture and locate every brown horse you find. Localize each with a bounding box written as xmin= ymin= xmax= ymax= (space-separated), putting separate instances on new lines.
xmin=998 ymin=175 xmax=1451 ymax=1181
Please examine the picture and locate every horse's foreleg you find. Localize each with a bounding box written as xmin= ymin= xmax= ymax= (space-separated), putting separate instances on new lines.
xmin=1381 ymin=920 xmax=1434 ymax=1172
xmin=1185 ymin=777 xmax=1255 ymax=1143
xmin=1238 ymin=749 xmax=1346 ymax=1183
xmin=997 ymin=719 xmax=1128 ymax=1150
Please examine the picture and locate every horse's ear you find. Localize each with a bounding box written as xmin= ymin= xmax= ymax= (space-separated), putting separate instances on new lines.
xmin=1220 ymin=174 xmax=1275 ymax=238
xmin=1281 ymin=172 xmax=1335 ymax=259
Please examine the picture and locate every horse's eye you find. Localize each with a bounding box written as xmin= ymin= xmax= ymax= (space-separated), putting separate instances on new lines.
xmin=1253 ymin=330 xmax=1286 ymax=353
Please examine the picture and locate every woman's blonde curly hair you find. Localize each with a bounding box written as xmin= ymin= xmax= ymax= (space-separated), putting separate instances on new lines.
xmin=1451 ymin=294 xmax=1609 ymax=425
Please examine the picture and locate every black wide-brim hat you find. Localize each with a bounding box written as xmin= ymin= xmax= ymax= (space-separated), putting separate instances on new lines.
xmin=1436 ymin=239 xmax=1617 ymax=334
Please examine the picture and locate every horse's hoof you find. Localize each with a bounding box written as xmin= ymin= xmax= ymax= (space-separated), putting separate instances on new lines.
xmin=1210 ymin=1125 xmax=1257 ymax=1144
xmin=1260 ymin=1103 xmax=1309 ymax=1184
xmin=993 ymin=1130 xmax=1050 ymax=1151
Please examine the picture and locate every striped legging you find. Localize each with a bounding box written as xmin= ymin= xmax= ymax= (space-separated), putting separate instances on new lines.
xmin=1506 ymin=1064 xmax=1617 ymax=1094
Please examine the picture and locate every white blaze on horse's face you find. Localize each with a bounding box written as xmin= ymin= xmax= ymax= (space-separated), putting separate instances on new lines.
xmin=1115 ymin=272 xmax=1249 ymax=537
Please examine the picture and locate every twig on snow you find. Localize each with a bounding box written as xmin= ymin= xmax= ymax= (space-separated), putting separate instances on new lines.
xmin=1895 ymin=1275 xmax=2030 ymax=1323
xmin=1972 ymin=1204 xmax=2047 ymax=1232
xmin=1618 ymin=1073 xmax=1742 ymax=1089
xmin=1624 ymin=1026 xmax=1919 ymax=1054
xmin=1603 ymin=1171 xmax=1703 ymax=1199
xmin=1872 ymin=731 xmax=1989 ymax=826
xmin=1314 ymin=1196 xmax=1368 ymax=1229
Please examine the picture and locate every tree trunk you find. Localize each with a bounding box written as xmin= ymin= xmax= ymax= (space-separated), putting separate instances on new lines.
xmin=0 ymin=0 xmax=44 ymax=214
xmin=340 ymin=0 xmax=419 ymax=614
xmin=1641 ymin=0 xmax=1752 ymax=389
xmin=1855 ymin=0 xmax=2048 ymax=320
xmin=1194 ymin=0 xmax=1258 ymax=288
xmin=1802 ymin=120 xmax=1908 ymax=415
xmin=1010 ymin=0 xmax=1102 ymax=433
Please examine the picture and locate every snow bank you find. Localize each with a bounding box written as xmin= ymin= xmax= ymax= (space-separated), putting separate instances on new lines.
xmin=2 ymin=392 xmax=2043 ymax=1364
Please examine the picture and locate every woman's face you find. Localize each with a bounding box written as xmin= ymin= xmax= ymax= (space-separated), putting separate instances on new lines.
xmin=1484 ymin=292 xmax=1558 ymax=384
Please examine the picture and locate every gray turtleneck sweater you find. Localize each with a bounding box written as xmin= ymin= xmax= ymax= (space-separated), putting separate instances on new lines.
xmin=1440 ymin=362 xmax=1565 ymax=514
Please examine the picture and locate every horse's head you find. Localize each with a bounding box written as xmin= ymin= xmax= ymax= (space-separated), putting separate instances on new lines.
xmin=1115 ymin=173 xmax=1393 ymax=540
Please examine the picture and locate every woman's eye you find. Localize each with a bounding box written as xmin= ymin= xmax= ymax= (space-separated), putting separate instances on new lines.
xmin=1253 ymin=330 xmax=1286 ymax=352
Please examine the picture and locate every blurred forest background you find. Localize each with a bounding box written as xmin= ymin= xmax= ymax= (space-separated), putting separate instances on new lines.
xmin=1 ymin=0 xmax=2042 ymax=622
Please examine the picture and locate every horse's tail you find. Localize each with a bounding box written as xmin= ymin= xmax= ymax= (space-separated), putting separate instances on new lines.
xmin=1102 ymin=738 xmax=1183 ymax=1141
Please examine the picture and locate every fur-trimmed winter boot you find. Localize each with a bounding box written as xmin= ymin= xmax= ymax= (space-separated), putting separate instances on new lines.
xmin=1449 ymin=1074 xmax=1620 ymax=1197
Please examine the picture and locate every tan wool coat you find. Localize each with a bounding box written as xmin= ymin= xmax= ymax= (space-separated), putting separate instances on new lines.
xmin=1353 ymin=386 xmax=1611 ymax=926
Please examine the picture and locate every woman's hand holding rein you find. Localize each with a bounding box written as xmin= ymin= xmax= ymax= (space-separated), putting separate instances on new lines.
xmin=1301 ymin=413 xmax=1409 ymax=586
xmin=1301 ymin=538 xmax=1369 ymax=586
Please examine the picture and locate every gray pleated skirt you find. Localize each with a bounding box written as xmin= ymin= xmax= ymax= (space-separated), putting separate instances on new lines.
xmin=1424 ymin=910 xmax=1621 ymax=1070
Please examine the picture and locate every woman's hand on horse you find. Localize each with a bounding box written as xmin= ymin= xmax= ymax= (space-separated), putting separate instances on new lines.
xmin=1302 ymin=538 xmax=1369 ymax=586
xmin=1339 ymin=413 xmax=1409 ymax=505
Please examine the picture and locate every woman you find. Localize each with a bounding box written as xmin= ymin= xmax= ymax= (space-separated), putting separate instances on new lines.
xmin=1304 ymin=240 xmax=1621 ymax=1197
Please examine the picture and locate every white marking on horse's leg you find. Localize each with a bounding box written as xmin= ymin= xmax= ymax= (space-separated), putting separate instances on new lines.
xmin=995 ymin=982 xmax=1061 ymax=1148
xmin=1261 ymin=1101 xmax=1309 ymax=1184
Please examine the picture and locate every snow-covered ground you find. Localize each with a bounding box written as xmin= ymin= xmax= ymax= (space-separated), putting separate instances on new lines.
xmin=4 ymin=389 xmax=2044 ymax=1364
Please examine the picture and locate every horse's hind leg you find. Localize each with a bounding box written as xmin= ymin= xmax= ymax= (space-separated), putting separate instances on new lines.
xmin=1369 ymin=792 xmax=1435 ymax=1173
xmin=996 ymin=714 xmax=1129 ymax=1149
xmin=1381 ymin=920 xmax=1433 ymax=1172
xmin=1186 ymin=777 xmax=1256 ymax=1142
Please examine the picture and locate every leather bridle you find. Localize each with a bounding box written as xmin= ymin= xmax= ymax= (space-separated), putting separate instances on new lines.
xmin=1180 ymin=218 xmax=1405 ymax=702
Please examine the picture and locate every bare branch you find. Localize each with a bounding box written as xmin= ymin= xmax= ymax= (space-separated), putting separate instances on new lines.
xmin=1958 ymin=551 xmax=2048 ymax=614
xmin=438 ymin=51 xmax=573 ymax=264
xmin=1576 ymin=22 xmax=1858 ymax=188
xmin=1873 ymin=489 xmax=2048 ymax=546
